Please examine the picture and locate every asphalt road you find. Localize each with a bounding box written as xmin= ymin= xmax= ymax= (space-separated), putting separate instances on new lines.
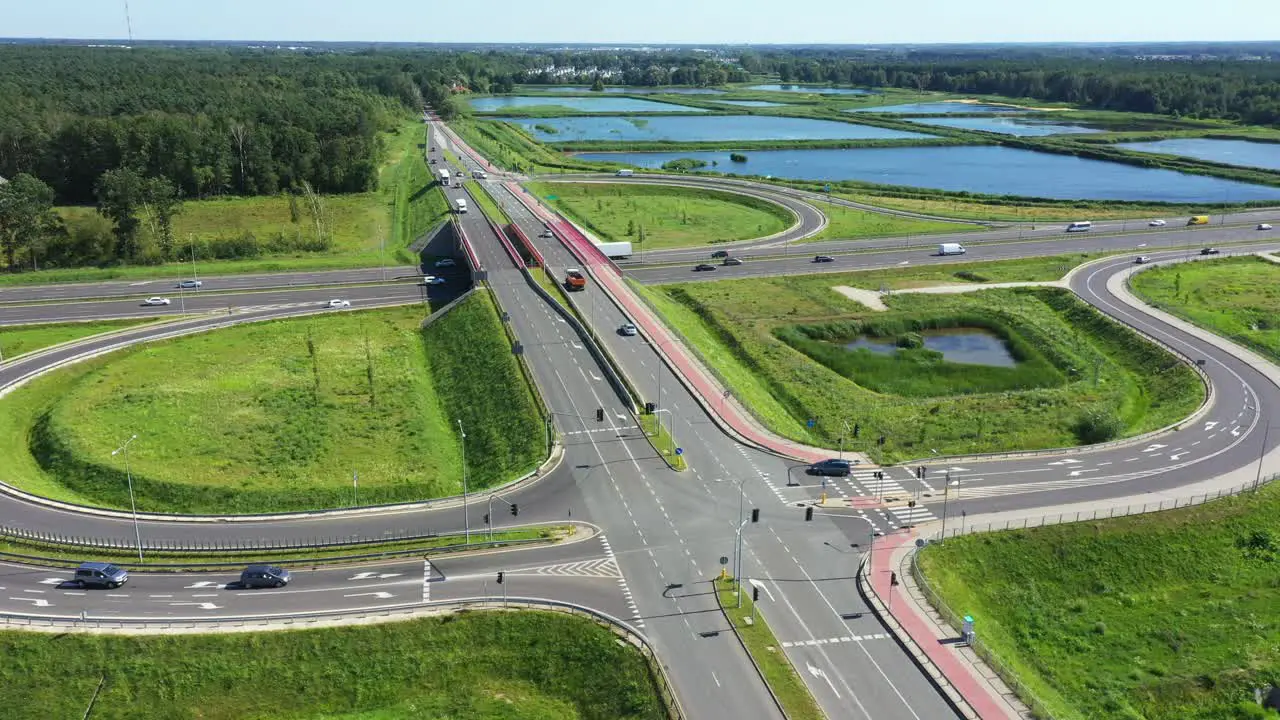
xmin=0 ymin=123 xmax=1278 ymax=718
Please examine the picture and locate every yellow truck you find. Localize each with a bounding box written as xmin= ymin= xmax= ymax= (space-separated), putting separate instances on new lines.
xmin=1187 ymin=215 xmax=1210 ymax=226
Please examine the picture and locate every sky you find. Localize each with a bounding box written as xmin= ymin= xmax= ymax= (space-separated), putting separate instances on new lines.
xmin=5 ymin=0 xmax=1280 ymax=45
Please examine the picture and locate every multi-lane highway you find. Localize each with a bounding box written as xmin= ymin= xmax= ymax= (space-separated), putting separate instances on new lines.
xmin=0 ymin=121 xmax=1278 ymax=719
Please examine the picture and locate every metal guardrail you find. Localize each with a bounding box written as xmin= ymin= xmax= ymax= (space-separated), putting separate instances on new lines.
xmin=912 ymin=473 xmax=1279 ymax=720
xmin=0 ymin=596 xmax=685 ymax=720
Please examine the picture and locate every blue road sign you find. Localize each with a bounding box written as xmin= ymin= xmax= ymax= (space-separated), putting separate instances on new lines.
xmin=807 ymin=418 xmax=816 ymax=428
xmin=823 ymin=184 xmax=832 ymax=193
xmin=675 ymin=447 xmax=684 ymax=456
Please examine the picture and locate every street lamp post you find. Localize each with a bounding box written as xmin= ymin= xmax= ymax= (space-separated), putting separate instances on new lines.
xmin=111 ymin=434 xmax=144 ymax=562
xmin=733 ymin=476 xmax=759 ymax=608
xmin=458 ymin=419 xmax=470 ymax=543
xmin=940 ymin=474 xmax=961 ymax=540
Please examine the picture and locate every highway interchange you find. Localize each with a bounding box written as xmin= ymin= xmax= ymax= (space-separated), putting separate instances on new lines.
xmin=0 ymin=120 xmax=1278 ymax=719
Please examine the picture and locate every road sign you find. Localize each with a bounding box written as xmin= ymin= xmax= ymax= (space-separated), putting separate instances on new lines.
xmin=546 ymin=195 xmax=558 ymax=200
xmin=674 ymin=447 xmax=683 ymax=456
xmin=823 ymin=184 xmax=832 ymax=193
xmin=719 ymin=556 xmax=729 ymax=566
xmin=807 ymin=418 xmax=816 ymax=428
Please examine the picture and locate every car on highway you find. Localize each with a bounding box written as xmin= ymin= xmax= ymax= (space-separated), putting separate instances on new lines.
xmin=423 ymin=275 xmax=446 ymax=285
xmin=435 ymin=258 xmax=456 ymax=268
xmin=475 ymin=170 xmax=488 ymax=180
xmin=693 ymin=264 xmax=717 ymax=272
xmin=540 ymin=227 xmax=554 ymax=238
xmin=1200 ymin=247 xmax=1221 ymax=255
xmin=177 ymin=279 xmax=202 ymax=289
xmin=806 ymin=458 xmax=855 ymax=477
xmin=813 ymin=255 xmax=835 ymax=263
xmin=618 ymin=323 xmax=638 ymax=336
xmin=1134 ymin=256 xmax=1151 ymax=264
xmin=141 ymin=296 xmax=171 ymax=306
xmin=75 ymin=562 xmax=128 ymax=589
xmin=1260 ymin=224 xmax=1274 ymax=231
xmin=429 ymin=158 xmax=437 ymax=164
xmin=722 ymin=257 xmax=743 ymax=266
xmin=239 ymin=564 xmax=291 ymax=589
xmin=710 ymin=250 xmax=730 ymax=258
xmin=326 ymin=299 xmax=351 ymax=309
xmin=1148 ymin=219 xmax=1167 ymax=227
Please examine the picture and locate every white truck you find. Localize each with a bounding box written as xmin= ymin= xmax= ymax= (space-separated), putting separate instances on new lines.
xmin=455 ymin=198 xmax=467 ymax=214
xmin=615 ymin=169 xmax=634 ymax=177
xmin=596 ymin=241 xmax=633 ymax=259
xmin=937 ymin=243 xmax=966 ymax=256
xmin=438 ymin=168 xmax=451 ymax=184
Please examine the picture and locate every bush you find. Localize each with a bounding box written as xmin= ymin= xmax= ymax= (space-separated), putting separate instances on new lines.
xmin=729 ymin=153 xmax=748 ymax=163
xmin=1073 ymin=408 xmax=1124 ymax=444
xmin=661 ymin=158 xmax=709 ymax=172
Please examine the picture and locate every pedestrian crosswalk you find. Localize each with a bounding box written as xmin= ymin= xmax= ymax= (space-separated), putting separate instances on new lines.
xmin=781 ymin=633 xmax=889 ymax=648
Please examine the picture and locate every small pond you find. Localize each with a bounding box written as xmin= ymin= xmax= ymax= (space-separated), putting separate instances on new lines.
xmin=1117 ymin=138 xmax=1280 ymax=172
xmin=745 ymin=84 xmax=875 ymax=95
xmin=905 ymin=116 xmax=1101 ymax=136
xmin=509 ymin=115 xmax=934 ymax=142
xmin=853 ymin=102 xmax=1030 ymax=114
xmin=469 ymin=96 xmax=706 ymax=113
xmin=844 ymin=329 xmax=1017 ymax=367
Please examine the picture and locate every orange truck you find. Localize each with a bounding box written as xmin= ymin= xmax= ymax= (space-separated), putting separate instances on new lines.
xmin=564 ymin=268 xmax=587 ymax=291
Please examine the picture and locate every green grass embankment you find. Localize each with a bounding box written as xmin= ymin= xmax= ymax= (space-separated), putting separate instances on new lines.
xmin=1131 ymin=256 xmax=1280 ymax=364
xmin=0 ymin=319 xmax=157 ymax=360
xmin=525 ymin=181 xmax=792 ymax=250
xmin=466 ymin=180 xmax=512 ymax=224
xmin=807 ymin=200 xmax=968 ymax=241
xmin=637 ymin=257 xmax=1203 ymax=461
xmin=2 ymin=295 xmax=545 ymax=514
xmin=2 ymin=611 xmax=667 ymax=720
xmin=918 ymin=482 xmax=1280 ymax=720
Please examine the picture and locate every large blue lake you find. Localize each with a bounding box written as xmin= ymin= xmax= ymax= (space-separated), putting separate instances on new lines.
xmin=509 ymin=116 xmax=933 ymax=142
xmin=746 ymin=84 xmax=874 ymax=95
xmin=854 ymin=102 xmax=1029 ymax=114
xmin=1118 ymin=138 xmax=1280 ymax=172
xmin=570 ymin=146 xmax=1280 ymax=202
xmin=521 ymin=86 xmax=725 ymax=95
xmin=469 ymin=96 xmax=706 ymax=113
xmin=905 ymin=116 xmax=1101 ymax=136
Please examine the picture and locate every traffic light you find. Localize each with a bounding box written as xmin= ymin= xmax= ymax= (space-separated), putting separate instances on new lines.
xmin=907 ymin=500 xmax=916 ymax=509
xmin=752 ymin=586 xmax=760 ymax=602
xmin=890 ymin=571 xmax=899 ymax=587
xmin=596 ymin=408 xmax=605 ymax=422
xmin=496 ymin=571 xmax=505 ymax=584
xmin=805 ymin=506 xmax=814 ymax=521
xmin=510 ymin=504 xmax=519 ymax=517
xmin=483 ymin=513 xmax=490 ymax=525
xmin=645 ymin=402 xmax=656 ymax=414
xmin=751 ymin=508 xmax=760 ymax=523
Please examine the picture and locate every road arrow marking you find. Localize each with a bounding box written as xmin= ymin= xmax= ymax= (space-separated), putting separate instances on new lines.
xmin=344 ymin=591 xmax=394 ymax=599
xmin=9 ymin=597 xmax=50 ymax=607
xmin=348 ymin=572 xmax=401 ymax=581
xmin=1068 ymin=470 xmax=1099 ymax=477
xmin=748 ymin=579 xmax=775 ymax=602
xmin=806 ymin=662 xmax=840 ymax=698
xmin=169 ymin=602 xmax=220 ymax=610
xmin=1170 ymin=452 xmax=1188 ymax=461
xmin=1231 ymin=426 xmax=1242 ymax=437
xmin=1204 ymin=421 xmax=1219 ymax=431
xmin=184 ymin=581 xmax=223 ymax=589
xmin=1142 ymin=444 xmax=1168 ymax=453
xmin=38 ymin=578 xmax=67 ymax=585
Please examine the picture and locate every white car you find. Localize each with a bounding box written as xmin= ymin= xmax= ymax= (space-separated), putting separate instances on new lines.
xmin=475 ymin=170 xmax=488 ymax=180
xmin=619 ymin=323 xmax=638 ymax=336
xmin=1134 ymin=256 xmax=1151 ymax=264
xmin=142 ymin=297 xmax=171 ymax=306
xmin=1259 ymin=224 xmax=1273 ymax=231
xmin=326 ymin=299 xmax=351 ymax=309
xmin=435 ymin=258 xmax=456 ymax=268
xmin=540 ymin=228 xmax=554 ymax=238
xmin=422 ymin=275 xmax=446 ymax=286
xmin=1148 ymin=219 xmax=1166 ymax=227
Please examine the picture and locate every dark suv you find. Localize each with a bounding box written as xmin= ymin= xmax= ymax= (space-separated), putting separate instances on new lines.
xmin=807 ymin=459 xmax=853 ymax=477
xmin=239 ymin=565 xmax=291 ymax=589
xmin=75 ymin=562 xmax=129 ymax=589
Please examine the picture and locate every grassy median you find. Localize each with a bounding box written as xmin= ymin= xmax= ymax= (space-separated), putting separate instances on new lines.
xmin=2 ymin=610 xmax=667 ymax=720
xmin=0 ymin=318 xmax=158 ymax=360
xmin=635 ymin=257 xmax=1203 ymax=461
xmin=919 ymin=482 xmax=1280 ymax=720
xmin=526 ymin=181 xmax=793 ymax=250
xmin=0 ymin=295 xmax=545 ymax=513
xmin=1131 ymin=255 xmax=1280 ymax=364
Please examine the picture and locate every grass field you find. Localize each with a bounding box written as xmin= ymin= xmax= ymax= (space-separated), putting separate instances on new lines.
xmin=635 ymin=257 xmax=1202 ymax=461
xmin=714 ymin=577 xmax=823 ymax=720
xmin=809 ymin=200 xmax=976 ymax=241
xmin=1131 ymin=256 xmax=1280 ymax=363
xmin=466 ymin=180 xmax=513 ymax=224
xmin=840 ymin=192 xmax=1218 ymax=222
xmin=525 ymin=181 xmax=793 ymax=250
xmin=1 ymin=610 xmax=666 ymax=720
xmin=918 ymin=483 xmax=1280 ymax=719
xmin=0 ymin=318 xmax=157 ymax=360
xmin=1 ymin=295 xmax=545 ymax=513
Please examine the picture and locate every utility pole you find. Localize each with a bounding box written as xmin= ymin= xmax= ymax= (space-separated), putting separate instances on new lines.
xmin=458 ymin=419 xmax=469 ymax=542
xmin=111 ymin=434 xmax=143 ymax=562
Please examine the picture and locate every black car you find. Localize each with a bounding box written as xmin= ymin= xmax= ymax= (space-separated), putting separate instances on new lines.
xmin=694 ymin=264 xmax=717 ymax=272
xmin=723 ymin=257 xmax=743 ymax=266
xmin=240 ymin=565 xmax=291 ymax=589
xmin=710 ymin=250 xmax=730 ymax=258
xmin=813 ymin=255 xmax=835 ymax=263
xmin=1200 ymin=247 xmax=1220 ymax=255
xmin=807 ymin=459 xmax=853 ymax=477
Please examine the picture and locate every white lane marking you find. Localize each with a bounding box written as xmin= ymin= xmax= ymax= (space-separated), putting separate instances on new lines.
xmin=9 ymin=597 xmax=50 ymax=607
xmin=806 ymin=662 xmax=841 ymax=698
xmin=38 ymin=578 xmax=66 ymax=585
xmin=348 ymin=572 xmax=401 ymax=581
xmin=169 ymin=602 xmax=220 ymax=610
xmin=1142 ymin=444 xmax=1168 ymax=452
xmin=344 ymin=591 xmax=395 ymax=599
xmin=184 ymin=581 xmax=224 ymax=589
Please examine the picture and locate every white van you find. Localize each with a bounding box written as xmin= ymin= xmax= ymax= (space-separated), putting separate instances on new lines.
xmin=937 ymin=243 xmax=966 ymax=256
xmin=455 ymin=198 xmax=468 ymax=214
xmin=615 ymin=169 xmax=634 ymax=177
xmin=1066 ymin=221 xmax=1092 ymax=232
